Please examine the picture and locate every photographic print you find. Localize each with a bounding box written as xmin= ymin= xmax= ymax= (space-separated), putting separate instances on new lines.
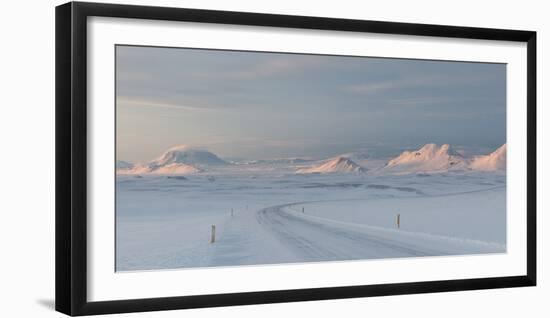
xmin=115 ymin=45 xmax=506 ymax=272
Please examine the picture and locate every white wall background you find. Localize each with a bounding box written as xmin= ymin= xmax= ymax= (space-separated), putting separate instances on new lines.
xmin=0 ymin=0 xmax=546 ymax=317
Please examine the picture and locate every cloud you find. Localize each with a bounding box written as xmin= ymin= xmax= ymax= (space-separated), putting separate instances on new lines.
xmin=116 ymin=97 xmax=209 ymax=112
xmin=117 ymin=71 xmax=151 ymax=82
xmin=230 ymin=58 xmax=308 ymax=79
xmin=386 ymin=97 xmax=457 ymax=107
xmin=196 ymin=56 xmax=324 ymax=80
xmin=344 ymin=69 xmax=504 ymax=96
xmin=345 ymin=81 xmax=402 ymax=95
xmin=344 ymin=76 xmax=445 ymax=95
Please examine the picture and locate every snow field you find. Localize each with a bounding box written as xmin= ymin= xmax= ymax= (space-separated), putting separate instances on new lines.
xmin=116 ymin=171 xmax=506 ymax=271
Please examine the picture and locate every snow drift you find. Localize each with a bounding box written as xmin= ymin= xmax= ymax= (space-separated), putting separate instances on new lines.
xmin=470 ymin=144 xmax=506 ymax=171
xmin=297 ymin=156 xmax=366 ymax=174
xmin=384 ymin=144 xmax=467 ymax=174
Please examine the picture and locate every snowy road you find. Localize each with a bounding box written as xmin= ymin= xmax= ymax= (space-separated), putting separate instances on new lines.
xmin=257 ymin=204 xmax=437 ymax=260
xmin=254 ymin=199 xmax=504 ymax=264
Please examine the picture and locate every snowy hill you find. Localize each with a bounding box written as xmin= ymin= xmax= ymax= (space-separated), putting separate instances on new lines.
xmin=470 ymin=144 xmax=506 ymax=171
xmin=297 ymin=157 xmax=366 ymax=174
xmin=150 ymin=163 xmax=202 ymax=175
xmin=116 ymin=145 xmax=226 ymax=175
xmin=118 ymin=162 xmax=202 ymax=175
xmin=150 ymin=145 xmax=227 ymax=168
xmin=383 ymin=144 xmax=467 ymax=174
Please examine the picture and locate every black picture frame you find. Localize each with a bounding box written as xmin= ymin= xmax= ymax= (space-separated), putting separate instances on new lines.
xmin=55 ymin=1 xmax=537 ymax=316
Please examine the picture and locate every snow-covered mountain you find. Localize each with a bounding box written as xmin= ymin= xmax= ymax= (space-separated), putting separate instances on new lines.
xmin=116 ymin=145 xmax=226 ymax=175
xmin=470 ymin=144 xmax=506 ymax=171
xmin=149 ymin=145 xmax=227 ymax=168
xmin=383 ymin=144 xmax=467 ymax=174
xmin=297 ymin=156 xmax=366 ymax=174
xmin=150 ymin=163 xmax=202 ymax=174
xmin=118 ymin=162 xmax=202 ymax=175
xmin=115 ymin=143 xmax=507 ymax=176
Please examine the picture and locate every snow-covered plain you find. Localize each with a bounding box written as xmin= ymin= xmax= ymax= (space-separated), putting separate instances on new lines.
xmin=116 ymin=153 xmax=506 ymax=271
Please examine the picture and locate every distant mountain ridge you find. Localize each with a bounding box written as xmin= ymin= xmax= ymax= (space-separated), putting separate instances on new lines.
xmin=383 ymin=143 xmax=506 ymax=174
xmin=117 ymin=145 xmax=225 ymax=175
xmin=116 ymin=143 xmax=506 ymax=175
xmin=297 ymin=156 xmax=366 ymax=174
xmin=470 ymin=144 xmax=506 ymax=171
xmin=383 ymin=143 xmax=468 ymax=174
xmin=150 ymin=145 xmax=227 ymax=168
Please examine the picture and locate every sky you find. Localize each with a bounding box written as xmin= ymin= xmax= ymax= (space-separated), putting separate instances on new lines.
xmin=116 ymin=45 xmax=506 ymax=163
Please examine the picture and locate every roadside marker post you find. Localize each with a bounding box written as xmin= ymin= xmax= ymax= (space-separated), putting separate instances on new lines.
xmin=397 ymin=214 xmax=401 ymax=229
xmin=210 ymin=225 xmax=216 ymax=243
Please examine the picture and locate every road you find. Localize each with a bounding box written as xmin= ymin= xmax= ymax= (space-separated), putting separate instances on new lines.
xmin=254 ymin=200 xmax=503 ymax=263
xmin=256 ymin=203 xmax=441 ymax=262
